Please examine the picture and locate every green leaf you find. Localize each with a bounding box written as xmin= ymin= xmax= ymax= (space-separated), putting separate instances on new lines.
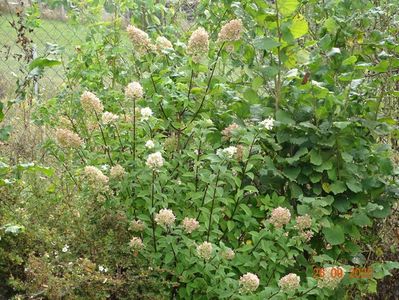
xmin=322 ymin=182 xmax=331 ymax=193
xmin=309 ymin=149 xmax=322 ymax=166
xmin=290 ymin=14 xmax=308 ymax=39
xmin=323 ymin=225 xmax=345 ymax=245
xmin=342 ymin=55 xmax=358 ymax=66
xmin=29 ymin=58 xmax=61 ymax=71
xmin=243 ymin=88 xmax=260 ymax=104
xmin=330 ymin=181 xmax=347 ymax=195
xmin=346 ymin=178 xmax=362 ymax=193
xmin=277 ymin=0 xmax=299 ymax=16
xmin=286 ymin=147 xmax=308 ymax=164
xmin=0 ymin=125 xmax=12 ymax=141
xmin=240 ymin=204 xmax=252 ymax=216
xmin=352 ymin=212 xmax=372 ymax=226
xmin=253 ymin=37 xmax=281 ymax=50
xmin=276 ymin=110 xmax=295 ymax=125
xmin=284 ymin=167 xmax=301 ymax=180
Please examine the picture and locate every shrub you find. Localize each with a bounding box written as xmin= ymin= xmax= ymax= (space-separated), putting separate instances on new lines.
xmin=1 ymin=0 xmax=399 ymax=298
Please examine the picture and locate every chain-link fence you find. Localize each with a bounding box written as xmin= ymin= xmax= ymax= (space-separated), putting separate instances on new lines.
xmin=0 ymin=1 xmax=84 ymax=99
xmin=0 ymin=0 xmax=200 ymax=100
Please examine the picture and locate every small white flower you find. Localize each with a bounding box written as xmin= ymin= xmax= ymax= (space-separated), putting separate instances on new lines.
xmin=62 ymin=245 xmax=69 ymax=253
xmin=146 ymin=151 xmax=164 ymax=170
xmin=145 ymin=140 xmax=155 ymax=149
xmin=176 ymin=179 xmax=182 ymax=185
xmin=260 ymin=117 xmax=275 ymax=130
xmin=217 ymin=146 xmax=237 ymax=159
xmin=140 ymin=107 xmax=153 ymax=121
xmin=102 ymin=111 xmax=119 ymax=125
xmin=125 ymin=81 xmax=144 ymax=99
xmin=99 ymin=265 xmax=108 ymax=273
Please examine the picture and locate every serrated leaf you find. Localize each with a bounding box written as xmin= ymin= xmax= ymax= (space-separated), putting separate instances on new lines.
xmin=310 ymin=149 xmax=322 ymax=166
xmin=276 ymin=110 xmax=295 ymax=125
xmin=330 ymin=181 xmax=347 ymax=194
xmin=346 ymin=179 xmax=362 ymax=193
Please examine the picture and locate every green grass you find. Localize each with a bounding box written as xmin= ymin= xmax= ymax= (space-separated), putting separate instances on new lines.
xmin=0 ymin=15 xmax=85 ymax=98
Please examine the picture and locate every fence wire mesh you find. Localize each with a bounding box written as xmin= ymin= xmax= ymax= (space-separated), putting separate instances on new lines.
xmin=0 ymin=1 xmax=84 ymax=99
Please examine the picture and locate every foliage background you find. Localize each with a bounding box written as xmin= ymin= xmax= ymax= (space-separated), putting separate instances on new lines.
xmin=1 ymin=0 xmax=399 ymax=299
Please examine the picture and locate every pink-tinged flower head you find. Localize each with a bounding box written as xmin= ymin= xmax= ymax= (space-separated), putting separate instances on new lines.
xmin=296 ymin=214 xmax=312 ymax=230
xmin=239 ymin=272 xmax=259 ymax=293
xmin=84 ymin=166 xmax=109 ymax=192
xmin=110 ymin=164 xmax=126 ymax=179
xmin=80 ymin=91 xmax=103 ymax=114
xmin=317 ymin=267 xmax=345 ymax=289
xmin=129 ymin=237 xmax=144 ymax=251
xmin=187 ymin=27 xmax=209 ymax=63
xmin=127 ymin=25 xmax=151 ymax=52
xmin=155 ymin=208 xmax=175 ymax=227
xmin=182 ymin=217 xmax=199 ymax=234
xmin=269 ymin=207 xmax=291 ymax=228
xmin=55 ymin=128 xmax=83 ymax=148
xmin=279 ymin=273 xmax=300 ymax=291
xmin=196 ymin=241 xmax=212 ymax=260
xmin=125 ymin=82 xmax=144 ymax=99
xmin=218 ymin=19 xmax=243 ymax=42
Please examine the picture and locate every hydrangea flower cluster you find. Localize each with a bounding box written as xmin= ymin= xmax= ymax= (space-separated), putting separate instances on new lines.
xmin=221 ymin=248 xmax=235 ymax=260
xmin=278 ymin=273 xmax=301 ymax=291
xmin=129 ymin=237 xmax=144 ymax=251
xmin=187 ymin=27 xmax=209 ymax=63
xmin=145 ymin=140 xmax=155 ymax=149
xmin=110 ymin=164 xmax=126 ymax=179
xmin=217 ymin=19 xmax=243 ymax=42
xmin=239 ymin=272 xmax=260 ymax=293
xmin=269 ymin=207 xmax=291 ymax=228
xmin=146 ymin=152 xmax=164 ymax=170
xmin=217 ymin=146 xmax=238 ymax=159
xmin=317 ymin=267 xmax=345 ymax=289
xmin=182 ymin=217 xmax=199 ymax=234
xmin=102 ymin=112 xmax=119 ymax=125
xmin=55 ymin=128 xmax=83 ymax=149
xmin=196 ymin=241 xmax=213 ymax=261
xmin=84 ymin=166 xmax=109 ymax=189
xmin=125 ymin=82 xmax=144 ymax=100
xmin=127 ymin=25 xmax=151 ymax=52
xmin=140 ymin=107 xmax=153 ymax=121
xmin=155 ymin=208 xmax=176 ymax=227
xmin=156 ymin=36 xmax=173 ymax=51
xmin=221 ymin=123 xmax=239 ymax=139
xmin=129 ymin=220 xmax=146 ymax=232
xmin=80 ymin=91 xmax=103 ymax=114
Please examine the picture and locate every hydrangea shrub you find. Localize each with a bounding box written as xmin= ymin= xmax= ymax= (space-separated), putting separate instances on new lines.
xmin=3 ymin=0 xmax=398 ymax=298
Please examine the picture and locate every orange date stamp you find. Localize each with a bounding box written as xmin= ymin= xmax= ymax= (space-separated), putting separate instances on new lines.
xmin=313 ymin=267 xmax=372 ymax=279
